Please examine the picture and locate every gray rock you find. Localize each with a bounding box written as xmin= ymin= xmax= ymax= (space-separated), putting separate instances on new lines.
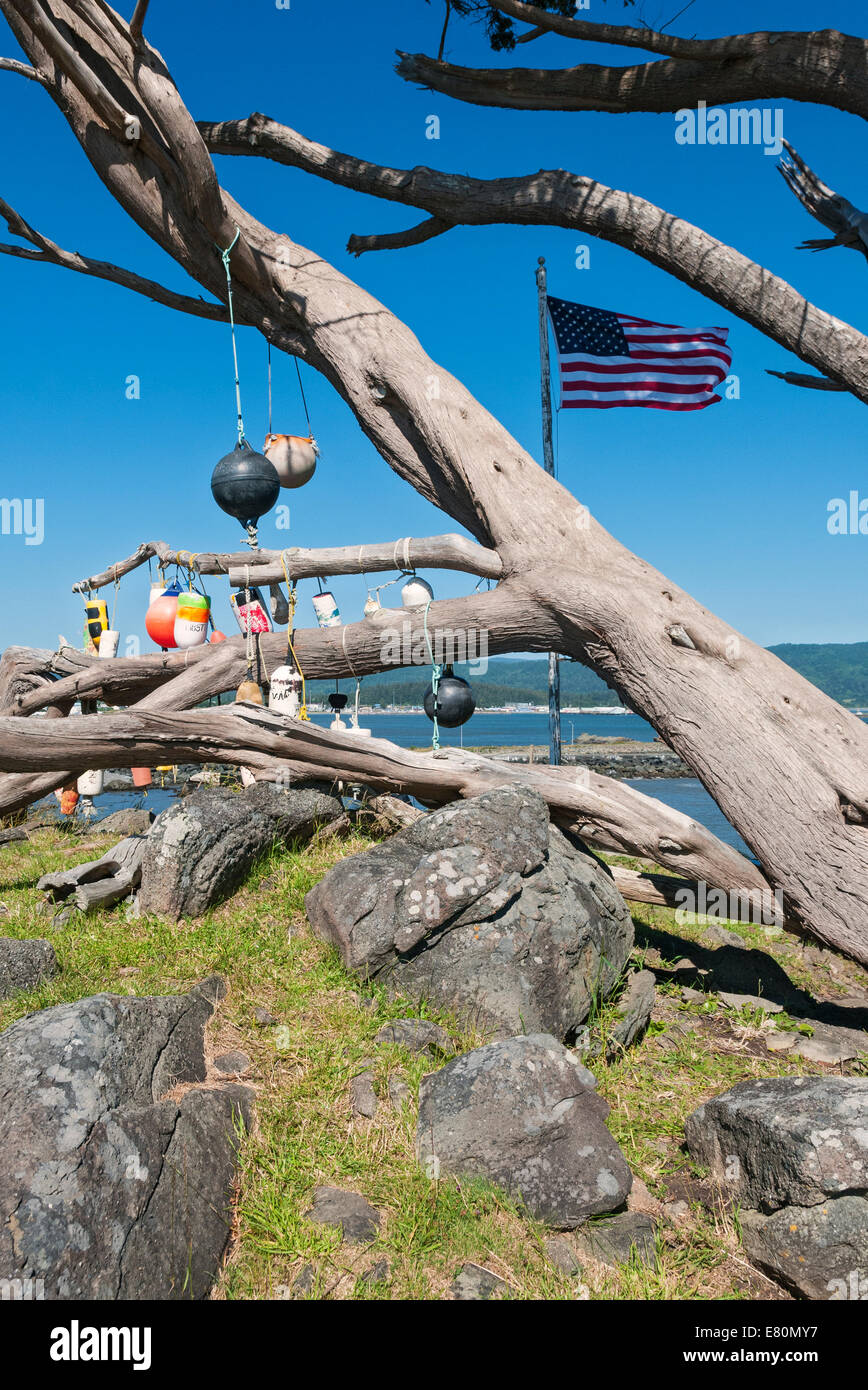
xmin=292 ymin=1264 xmax=316 ymax=1298
xmin=388 ymin=1076 xmax=410 ymax=1109
xmin=0 ymin=937 xmax=58 ymax=999
xmin=685 ymin=1077 xmax=868 ymax=1212
xmin=305 ymin=1186 xmax=380 ymax=1244
xmin=718 ymin=991 xmax=782 ymax=1014
xmin=544 ymin=1236 xmax=583 ymax=1275
xmin=253 ymin=1006 xmax=278 ymax=1028
xmin=450 ymin=1263 xmax=507 ymax=1300
xmin=213 ymin=1050 xmax=251 ymax=1076
xmin=0 ymin=976 xmax=252 ymax=1299
xmin=789 ymin=1022 xmax=866 ymax=1065
xmin=361 ymin=1258 xmax=390 ymax=1285
xmin=417 ymin=1034 xmax=632 ymax=1229
xmin=600 ymin=969 xmax=655 ymax=1059
xmin=740 ymin=1197 xmax=868 ymax=1300
xmin=306 ymin=787 xmax=633 ymax=1040
xmin=374 ymin=1018 xmax=454 ymax=1056
xmin=350 ymin=1070 xmax=377 ymax=1119
xmin=575 ymin=1211 xmax=657 ymax=1268
xmin=94 ymin=808 xmax=155 ymax=837
xmin=702 ymin=924 xmax=747 ymax=948
xmin=140 ymin=782 xmax=342 ymax=919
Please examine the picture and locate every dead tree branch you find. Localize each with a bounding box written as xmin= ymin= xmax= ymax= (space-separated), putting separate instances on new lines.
xmin=198 ymin=115 xmax=868 ymax=402
xmin=395 ymin=26 xmax=868 ymax=119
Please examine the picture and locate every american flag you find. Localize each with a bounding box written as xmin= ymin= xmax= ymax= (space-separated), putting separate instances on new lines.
xmin=547 ymin=297 xmax=732 ymax=411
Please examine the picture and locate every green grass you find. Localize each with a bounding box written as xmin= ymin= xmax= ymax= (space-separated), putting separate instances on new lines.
xmin=1 ymin=826 xmax=865 ymax=1301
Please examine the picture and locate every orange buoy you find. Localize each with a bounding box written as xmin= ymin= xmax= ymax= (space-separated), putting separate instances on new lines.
xmin=59 ymin=784 xmax=79 ymax=816
xmin=145 ymin=582 xmax=181 ymax=649
xmin=209 ymin=629 xmax=227 ymax=644
xmin=132 ymin=766 xmax=153 ymax=789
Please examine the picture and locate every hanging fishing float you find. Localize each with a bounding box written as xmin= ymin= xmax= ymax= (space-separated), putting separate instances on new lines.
xmin=401 ymin=574 xmax=434 ymax=608
xmin=423 ymin=665 xmax=475 ymax=729
xmin=145 ymin=579 xmax=182 ymax=649
xmin=263 ymin=344 xmax=319 ymax=489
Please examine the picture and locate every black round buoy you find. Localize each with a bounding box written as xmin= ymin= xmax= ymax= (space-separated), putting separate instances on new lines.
xmin=211 ymin=442 xmax=280 ymax=528
xmin=423 ymin=665 xmax=475 ymax=728
xmin=327 ymin=692 xmax=348 ymax=712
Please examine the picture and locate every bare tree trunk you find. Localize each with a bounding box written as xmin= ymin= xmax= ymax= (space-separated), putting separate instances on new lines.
xmin=0 ymin=0 xmax=866 ymax=961
xmin=0 ymin=704 xmax=772 ymax=906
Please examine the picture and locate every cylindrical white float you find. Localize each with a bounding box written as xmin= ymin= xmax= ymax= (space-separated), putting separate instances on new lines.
xmin=268 ymin=664 xmax=302 ymax=718
xmin=312 ymin=591 xmax=341 ymax=628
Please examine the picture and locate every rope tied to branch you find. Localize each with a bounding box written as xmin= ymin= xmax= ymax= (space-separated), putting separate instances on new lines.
xmin=423 ymin=596 xmax=441 ymax=752
xmin=218 ymin=227 xmax=245 ymax=444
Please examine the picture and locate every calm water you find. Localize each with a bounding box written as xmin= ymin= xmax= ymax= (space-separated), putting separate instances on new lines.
xmin=54 ymin=711 xmax=750 ymax=856
xmin=307 ymin=709 xmax=657 ymax=747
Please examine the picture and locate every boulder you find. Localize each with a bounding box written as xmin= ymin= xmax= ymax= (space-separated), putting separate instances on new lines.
xmin=306 ymin=787 xmax=633 ymax=1039
xmin=374 ymin=1018 xmax=454 ymax=1056
xmin=0 ymin=938 xmax=58 ymax=999
xmin=685 ymin=1077 xmax=868 ymax=1212
xmin=140 ymin=781 xmax=343 ymax=919
xmin=0 ymin=976 xmax=253 ymax=1299
xmin=94 ymin=808 xmax=155 ymax=837
xmin=417 ymin=1034 xmax=632 ymax=1229
xmin=740 ymin=1198 xmax=868 ymax=1301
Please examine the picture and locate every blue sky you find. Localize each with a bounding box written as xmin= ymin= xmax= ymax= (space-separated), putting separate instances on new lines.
xmin=0 ymin=0 xmax=865 ymax=655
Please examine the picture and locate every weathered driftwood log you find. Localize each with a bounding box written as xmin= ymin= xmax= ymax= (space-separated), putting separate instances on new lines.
xmin=37 ymin=835 xmax=145 ymax=913
xmin=0 ymin=705 xmax=770 ymax=903
xmin=69 ymin=534 xmax=502 ymax=595
xmin=0 ymin=0 xmax=866 ymax=963
xmin=0 ymin=827 xmax=27 ymax=846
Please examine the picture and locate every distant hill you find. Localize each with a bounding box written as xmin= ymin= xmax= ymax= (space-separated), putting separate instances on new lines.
xmin=769 ymin=643 xmax=868 ymax=708
xmin=306 ymin=645 xmax=868 ymax=709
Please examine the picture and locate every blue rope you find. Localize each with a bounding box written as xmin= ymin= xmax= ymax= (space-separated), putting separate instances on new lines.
xmin=218 ymin=228 xmax=245 ymax=444
xmin=422 ymin=598 xmax=441 ymax=751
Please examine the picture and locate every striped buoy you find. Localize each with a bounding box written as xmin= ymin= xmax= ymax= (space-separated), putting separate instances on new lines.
xmin=174 ymin=592 xmax=210 ymax=649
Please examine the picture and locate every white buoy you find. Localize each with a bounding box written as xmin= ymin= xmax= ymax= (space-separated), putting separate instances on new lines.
xmin=264 ymin=433 xmax=318 ymax=489
xmin=77 ymin=769 xmax=103 ymax=797
xmin=268 ymin=664 xmax=302 ymax=718
xmin=401 ymin=575 xmax=434 ymax=608
xmin=239 ymin=767 xmax=257 ymax=789
xmin=99 ymin=629 xmax=120 ymax=659
xmin=363 ymin=595 xmax=381 ymax=618
xmin=173 ymin=593 xmax=210 ymax=650
xmin=312 ymin=591 xmax=341 ymax=628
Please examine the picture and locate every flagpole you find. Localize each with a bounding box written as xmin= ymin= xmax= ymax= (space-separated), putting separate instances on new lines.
xmin=536 ymin=256 xmax=562 ymax=767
